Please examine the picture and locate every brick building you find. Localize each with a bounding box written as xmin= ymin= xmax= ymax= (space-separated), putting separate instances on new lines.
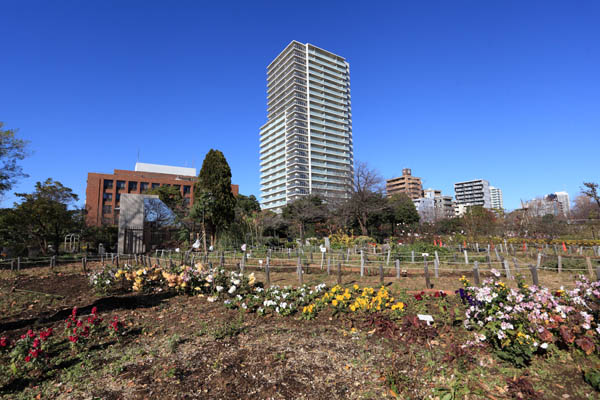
xmin=386 ymin=168 xmax=423 ymax=200
xmin=85 ymin=163 xmax=239 ymax=226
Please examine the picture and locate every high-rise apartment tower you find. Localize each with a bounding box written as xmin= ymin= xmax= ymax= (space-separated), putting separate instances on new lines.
xmin=260 ymin=41 xmax=354 ymax=212
xmin=386 ymin=168 xmax=423 ymax=200
xmin=489 ymin=186 xmax=504 ymax=210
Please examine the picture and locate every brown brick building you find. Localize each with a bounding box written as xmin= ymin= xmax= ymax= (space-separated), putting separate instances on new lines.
xmin=85 ymin=164 xmax=239 ymax=226
xmin=386 ymin=168 xmax=423 ymax=200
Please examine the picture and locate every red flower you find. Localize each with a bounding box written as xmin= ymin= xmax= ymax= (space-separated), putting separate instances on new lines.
xmin=20 ymin=334 xmax=26 ymax=340
xmin=91 ymin=306 xmax=97 ymax=315
xmin=76 ymin=320 xmax=82 ymax=327
xmin=81 ymin=326 xmax=90 ymax=337
xmin=66 ymin=321 xmax=72 ymax=329
xmin=27 ymin=330 xmax=35 ymax=338
xmin=414 ymin=294 xmax=422 ymax=301
xmin=32 ymin=338 xmax=40 ymax=348
xmin=30 ymin=349 xmax=40 ymax=358
xmin=72 ymin=307 xmax=78 ymax=317
xmin=25 ymin=355 xmax=31 ymax=362
xmin=69 ymin=335 xmax=78 ymax=343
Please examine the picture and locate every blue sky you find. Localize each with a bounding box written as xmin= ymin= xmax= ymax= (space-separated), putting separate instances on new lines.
xmin=1 ymin=0 xmax=598 ymax=210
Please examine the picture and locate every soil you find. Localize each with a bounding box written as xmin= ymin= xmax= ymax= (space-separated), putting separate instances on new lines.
xmin=1 ymin=263 xmax=599 ymax=399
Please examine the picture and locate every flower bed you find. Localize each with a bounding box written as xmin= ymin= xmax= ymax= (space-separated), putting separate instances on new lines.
xmin=459 ymin=270 xmax=600 ymax=366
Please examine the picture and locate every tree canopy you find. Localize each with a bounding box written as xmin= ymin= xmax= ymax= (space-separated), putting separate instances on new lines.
xmin=193 ymin=149 xmax=236 ymax=246
xmin=0 ymin=122 xmax=28 ymax=197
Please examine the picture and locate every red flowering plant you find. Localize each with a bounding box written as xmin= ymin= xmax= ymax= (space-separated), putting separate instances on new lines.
xmin=0 ymin=336 xmax=9 ymax=353
xmin=8 ymin=327 xmax=53 ymax=375
xmin=107 ymin=316 xmax=124 ymax=340
xmin=64 ymin=306 xmax=104 ymax=351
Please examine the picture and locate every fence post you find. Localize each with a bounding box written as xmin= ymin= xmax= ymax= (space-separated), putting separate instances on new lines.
xmin=424 ymin=257 xmax=431 ymax=289
xmin=512 ymin=256 xmax=519 ymax=272
xmin=327 ymin=256 xmax=331 ymax=275
xmin=464 ymin=250 xmax=469 ymax=265
xmin=265 ymin=257 xmax=270 ymax=288
xmin=503 ymin=259 xmax=512 ymax=279
xmin=11 ymin=259 xmax=15 ymax=272
xmin=395 ymin=259 xmax=400 ymax=279
xmin=473 ymin=261 xmax=480 ymax=286
xmin=320 ymin=251 xmax=324 ymax=270
xmin=111 ymin=254 xmax=114 ymax=264
xmin=434 ymin=257 xmax=439 ymax=278
xmin=52 ymin=255 xmax=56 ymax=269
xmin=529 ymin=264 xmax=539 ymax=286
xmin=386 ymin=249 xmax=391 ymax=266
xmin=360 ymin=250 xmax=365 ymax=278
xmin=297 ymin=261 xmax=303 ymax=286
xmin=411 ymin=251 xmax=415 ymax=263
xmin=82 ymin=257 xmax=87 ymax=273
xmin=536 ymin=253 xmax=542 ymax=269
xmin=586 ymin=257 xmax=594 ymax=278
xmin=337 ymin=262 xmax=342 ymax=285
xmin=17 ymin=257 xmax=21 ymax=272
xmin=558 ymin=255 xmax=562 ymax=274
xmin=379 ymin=264 xmax=384 ymax=285
xmin=494 ymin=247 xmax=502 ymax=262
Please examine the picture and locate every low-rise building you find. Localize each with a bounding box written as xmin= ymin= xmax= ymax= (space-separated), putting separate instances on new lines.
xmin=85 ymin=163 xmax=239 ymax=226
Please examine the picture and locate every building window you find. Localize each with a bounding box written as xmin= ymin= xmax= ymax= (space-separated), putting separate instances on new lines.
xmin=102 ymin=205 xmax=112 ymax=214
xmin=116 ymin=180 xmax=126 ymax=190
xmin=103 ymin=193 xmax=112 ymax=202
xmin=140 ymin=182 xmax=149 ymax=191
xmin=151 ymin=183 xmax=160 ymax=189
xmin=183 ymin=198 xmax=190 ymax=207
xmin=128 ymin=181 xmax=138 ymax=192
xmin=103 ymin=180 xmax=113 ymax=189
xmin=183 ymin=185 xmax=191 ymax=194
xmin=116 ymin=194 xmax=121 ymax=203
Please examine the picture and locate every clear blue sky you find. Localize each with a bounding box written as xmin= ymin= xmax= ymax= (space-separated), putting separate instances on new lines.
xmin=1 ymin=1 xmax=598 ymax=210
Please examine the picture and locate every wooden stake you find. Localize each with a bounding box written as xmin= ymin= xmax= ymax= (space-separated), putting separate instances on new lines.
xmin=265 ymin=257 xmax=270 ymax=287
xmin=586 ymin=257 xmax=594 ymax=278
xmin=529 ymin=264 xmax=539 ymax=286
xmin=379 ymin=264 xmax=384 ymax=285
xmin=473 ymin=261 xmax=480 ymax=286
xmin=395 ymin=259 xmax=400 ymax=279
xmin=337 ymin=262 xmax=342 ymax=285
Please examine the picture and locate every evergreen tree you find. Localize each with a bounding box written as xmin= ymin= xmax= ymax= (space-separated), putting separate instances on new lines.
xmin=193 ymin=149 xmax=235 ymax=247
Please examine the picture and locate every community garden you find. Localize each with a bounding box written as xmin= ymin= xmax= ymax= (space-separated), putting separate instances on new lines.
xmin=2 ymin=242 xmax=600 ymax=399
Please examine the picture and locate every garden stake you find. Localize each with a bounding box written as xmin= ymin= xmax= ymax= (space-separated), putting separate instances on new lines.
xmin=424 ymin=259 xmax=431 ymax=289
xmin=337 ymin=262 xmax=342 ymax=285
xmin=265 ymin=257 xmax=271 ymax=288
xmin=529 ymin=264 xmax=539 ymax=286
xmin=379 ymin=264 xmax=384 ymax=285
xmin=297 ymin=263 xmax=303 ymax=286
xmin=473 ymin=261 xmax=480 ymax=286
xmin=464 ymin=250 xmax=469 ymax=265
xmin=411 ymin=251 xmax=415 ymax=263
xmin=395 ymin=259 xmax=400 ymax=279
xmin=513 ymin=257 xmax=520 ymax=272
xmin=503 ymin=259 xmax=512 ymax=279
xmin=17 ymin=257 xmax=21 ymax=272
xmin=360 ymin=250 xmax=364 ymax=277
xmin=536 ymin=253 xmax=542 ymax=269
xmin=587 ymin=257 xmax=594 ymax=278
xmin=320 ymin=251 xmax=324 ymax=270
xmin=434 ymin=258 xmax=439 ymax=278
xmin=11 ymin=259 xmax=14 ymax=272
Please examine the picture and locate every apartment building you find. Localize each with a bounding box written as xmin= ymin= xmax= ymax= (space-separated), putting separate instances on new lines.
xmin=85 ymin=163 xmax=239 ymax=226
xmin=260 ymin=41 xmax=354 ymax=212
xmin=454 ymin=179 xmax=491 ymax=208
xmin=489 ymin=186 xmax=504 ymax=210
xmin=386 ymin=169 xmax=423 ymax=200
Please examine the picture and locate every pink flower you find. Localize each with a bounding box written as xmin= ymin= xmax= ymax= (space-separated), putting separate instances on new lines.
xmin=0 ymin=337 xmax=8 ymax=347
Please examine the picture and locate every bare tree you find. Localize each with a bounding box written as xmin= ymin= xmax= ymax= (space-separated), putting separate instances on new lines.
xmin=582 ymin=182 xmax=600 ymax=209
xmin=348 ymin=161 xmax=386 ymax=236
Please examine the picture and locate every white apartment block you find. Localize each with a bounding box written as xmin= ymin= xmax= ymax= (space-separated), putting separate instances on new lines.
xmin=555 ymin=191 xmax=570 ymax=216
xmin=260 ymin=41 xmax=354 ymax=212
xmin=489 ymin=186 xmax=503 ymax=210
xmin=454 ymin=179 xmax=491 ymax=208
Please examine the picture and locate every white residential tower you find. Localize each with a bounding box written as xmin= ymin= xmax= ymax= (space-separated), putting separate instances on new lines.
xmin=260 ymin=41 xmax=354 ymax=212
